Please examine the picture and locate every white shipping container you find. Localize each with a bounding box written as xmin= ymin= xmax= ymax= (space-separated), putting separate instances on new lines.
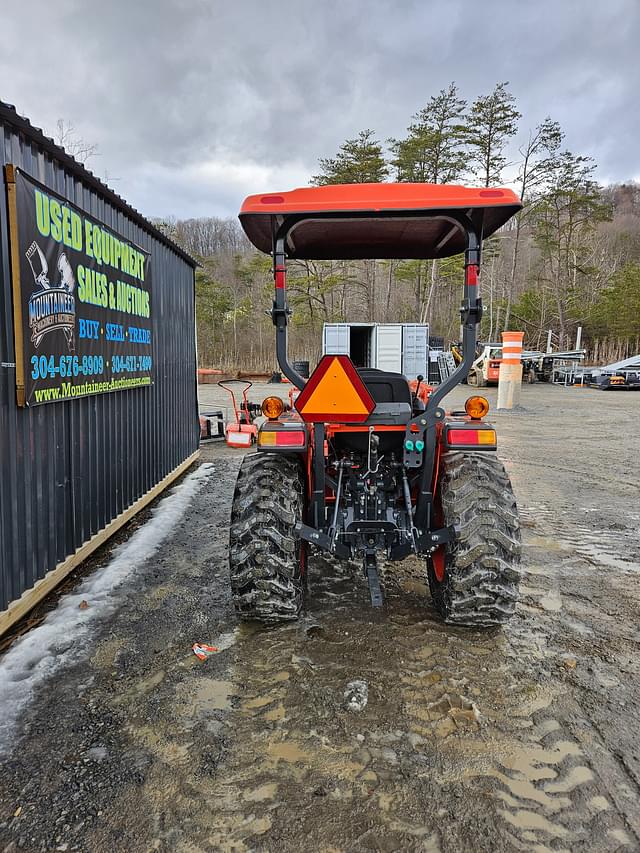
xmin=322 ymin=322 xmax=429 ymax=378
xmin=402 ymin=324 xmax=429 ymax=379
xmin=322 ymin=323 xmax=350 ymax=355
xmin=323 ymin=323 xmax=375 ymax=365
xmin=375 ymin=325 xmax=403 ymax=372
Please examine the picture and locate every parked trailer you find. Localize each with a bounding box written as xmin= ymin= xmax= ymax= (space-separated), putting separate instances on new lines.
xmin=582 ymin=355 xmax=640 ymax=389
xmin=583 ymin=371 xmax=640 ymax=390
xmin=323 ymin=323 xmax=429 ymax=379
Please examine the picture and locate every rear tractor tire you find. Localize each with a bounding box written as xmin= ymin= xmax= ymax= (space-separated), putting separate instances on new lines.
xmin=229 ymin=454 xmax=305 ymax=622
xmin=428 ymin=451 xmax=521 ymax=627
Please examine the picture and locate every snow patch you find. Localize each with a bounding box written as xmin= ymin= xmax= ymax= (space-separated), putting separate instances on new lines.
xmin=0 ymin=462 xmax=215 ymax=756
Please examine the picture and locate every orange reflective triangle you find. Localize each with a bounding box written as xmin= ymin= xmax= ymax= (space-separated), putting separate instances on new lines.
xmin=301 ymin=359 xmax=370 ymax=415
xmin=295 ymin=356 xmax=375 ymax=423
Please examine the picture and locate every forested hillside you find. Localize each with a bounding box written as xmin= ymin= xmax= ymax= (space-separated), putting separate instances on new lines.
xmin=157 ymin=82 xmax=640 ymax=371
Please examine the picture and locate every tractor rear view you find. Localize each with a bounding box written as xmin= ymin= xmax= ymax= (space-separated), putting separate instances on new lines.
xmin=229 ymin=183 xmax=522 ymax=628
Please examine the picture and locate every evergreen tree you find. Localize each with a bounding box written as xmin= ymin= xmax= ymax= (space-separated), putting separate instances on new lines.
xmin=464 ymin=82 xmax=521 ymax=186
xmin=312 ymin=129 xmax=388 ymax=185
xmin=389 ymin=83 xmax=468 ymax=183
xmin=388 ymin=84 xmax=468 ymax=324
xmin=589 ymin=262 xmax=640 ymax=341
xmin=194 ymin=263 xmax=232 ymax=367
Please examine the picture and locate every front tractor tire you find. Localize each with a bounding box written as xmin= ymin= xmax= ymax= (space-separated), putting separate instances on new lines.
xmin=428 ymin=452 xmax=521 ymax=627
xmin=229 ymin=454 xmax=305 ymax=622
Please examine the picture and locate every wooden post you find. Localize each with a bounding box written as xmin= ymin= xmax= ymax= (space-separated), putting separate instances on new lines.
xmin=5 ymin=164 xmax=26 ymax=406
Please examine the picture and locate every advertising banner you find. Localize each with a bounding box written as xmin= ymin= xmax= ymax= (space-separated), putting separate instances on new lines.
xmin=7 ymin=167 xmax=153 ymax=406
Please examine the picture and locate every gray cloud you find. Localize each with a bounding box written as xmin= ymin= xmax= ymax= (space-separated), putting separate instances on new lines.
xmin=2 ymin=0 xmax=638 ymax=218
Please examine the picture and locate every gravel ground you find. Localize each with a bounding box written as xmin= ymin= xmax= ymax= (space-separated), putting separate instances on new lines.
xmin=1 ymin=381 xmax=639 ymax=853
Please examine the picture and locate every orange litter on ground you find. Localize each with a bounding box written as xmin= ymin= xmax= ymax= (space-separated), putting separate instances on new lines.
xmin=192 ymin=643 xmax=219 ymax=660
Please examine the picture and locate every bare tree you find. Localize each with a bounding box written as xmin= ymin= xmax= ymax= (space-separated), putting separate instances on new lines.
xmin=54 ymin=119 xmax=99 ymax=165
xmin=502 ymin=118 xmax=563 ymax=331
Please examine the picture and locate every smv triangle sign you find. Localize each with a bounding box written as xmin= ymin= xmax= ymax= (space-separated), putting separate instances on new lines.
xmin=295 ymin=355 xmax=375 ymax=423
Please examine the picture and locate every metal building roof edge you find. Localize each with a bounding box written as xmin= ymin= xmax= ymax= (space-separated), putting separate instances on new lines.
xmin=0 ymin=99 xmax=198 ymax=268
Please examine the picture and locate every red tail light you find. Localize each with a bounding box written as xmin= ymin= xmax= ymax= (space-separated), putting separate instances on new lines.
xmin=447 ymin=428 xmax=496 ymax=447
xmin=258 ymin=428 xmax=306 ymax=448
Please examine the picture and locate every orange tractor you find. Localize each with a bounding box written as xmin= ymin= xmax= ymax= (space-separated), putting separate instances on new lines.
xmin=229 ymin=183 xmax=522 ymax=626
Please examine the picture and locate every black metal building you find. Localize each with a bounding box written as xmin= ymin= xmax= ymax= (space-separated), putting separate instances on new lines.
xmin=0 ymin=101 xmax=199 ymax=631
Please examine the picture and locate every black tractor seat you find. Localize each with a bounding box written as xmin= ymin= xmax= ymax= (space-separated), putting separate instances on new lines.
xmin=357 ymin=368 xmax=412 ymax=405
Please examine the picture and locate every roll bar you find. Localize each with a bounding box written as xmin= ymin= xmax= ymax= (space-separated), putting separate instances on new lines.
xmin=270 ymin=211 xmax=485 ymax=408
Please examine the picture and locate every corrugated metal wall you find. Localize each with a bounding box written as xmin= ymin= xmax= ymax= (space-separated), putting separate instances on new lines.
xmin=0 ymin=104 xmax=199 ymax=614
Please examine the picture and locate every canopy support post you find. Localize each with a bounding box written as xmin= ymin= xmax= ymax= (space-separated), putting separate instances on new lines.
xmin=427 ymin=221 xmax=483 ymax=411
xmin=411 ymin=218 xmax=484 ymax=532
xmin=272 ymin=234 xmax=306 ymax=390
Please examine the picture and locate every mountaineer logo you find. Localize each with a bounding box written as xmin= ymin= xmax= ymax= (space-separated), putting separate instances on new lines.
xmin=26 ymin=241 xmax=76 ymax=352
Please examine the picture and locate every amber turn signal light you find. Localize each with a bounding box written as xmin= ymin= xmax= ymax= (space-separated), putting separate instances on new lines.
xmin=261 ymin=396 xmax=284 ymax=420
xmin=465 ymin=395 xmax=489 ymax=420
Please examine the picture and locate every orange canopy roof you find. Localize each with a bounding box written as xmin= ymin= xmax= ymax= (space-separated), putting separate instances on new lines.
xmin=239 ymin=182 xmax=521 ymax=260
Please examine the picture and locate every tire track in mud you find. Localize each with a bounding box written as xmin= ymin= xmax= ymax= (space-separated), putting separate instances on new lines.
xmin=188 ymin=582 xmax=446 ymax=853
xmin=392 ymin=606 xmax=611 ymax=851
xmin=477 ymin=499 xmax=640 ymax=851
xmin=399 ymin=494 xmax=640 ymax=853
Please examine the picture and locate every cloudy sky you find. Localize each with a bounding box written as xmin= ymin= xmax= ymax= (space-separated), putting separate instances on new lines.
xmin=1 ymin=0 xmax=638 ymax=220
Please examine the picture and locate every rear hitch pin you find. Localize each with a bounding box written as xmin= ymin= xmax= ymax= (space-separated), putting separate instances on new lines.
xmin=364 ymin=551 xmax=383 ymax=608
